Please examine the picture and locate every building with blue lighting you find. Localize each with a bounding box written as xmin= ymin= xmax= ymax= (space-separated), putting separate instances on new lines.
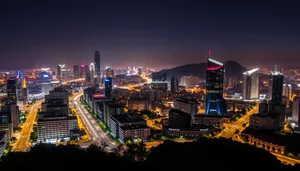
xmin=105 ymin=77 xmax=112 ymax=99
xmin=205 ymin=56 xmax=226 ymax=115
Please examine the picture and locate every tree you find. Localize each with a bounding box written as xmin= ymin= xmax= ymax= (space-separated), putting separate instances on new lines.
xmin=123 ymin=142 xmax=147 ymax=161
xmin=241 ymin=108 xmax=246 ymax=115
xmin=79 ymin=129 xmax=86 ymax=136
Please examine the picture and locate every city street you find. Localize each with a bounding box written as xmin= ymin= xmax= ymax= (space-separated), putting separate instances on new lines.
xmin=12 ymin=101 xmax=42 ymax=152
xmin=72 ymin=93 xmax=116 ymax=148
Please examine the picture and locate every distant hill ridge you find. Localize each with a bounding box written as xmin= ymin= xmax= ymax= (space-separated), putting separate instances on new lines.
xmin=162 ymin=60 xmax=247 ymax=81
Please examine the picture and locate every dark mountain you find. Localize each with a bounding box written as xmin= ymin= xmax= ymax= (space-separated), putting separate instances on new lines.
xmin=162 ymin=60 xmax=247 ymax=81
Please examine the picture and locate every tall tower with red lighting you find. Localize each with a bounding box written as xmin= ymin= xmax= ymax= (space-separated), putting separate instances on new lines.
xmin=205 ymin=50 xmax=226 ymax=115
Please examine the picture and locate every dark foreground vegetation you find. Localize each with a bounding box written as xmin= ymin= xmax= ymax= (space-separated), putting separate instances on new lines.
xmin=0 ymin=138 xmax=299 ymax=171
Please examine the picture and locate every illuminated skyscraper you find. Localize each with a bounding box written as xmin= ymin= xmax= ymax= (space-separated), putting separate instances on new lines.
xmin=41 ymin=71 xmax=52 ymax=96
xmin=268 ymin=71 xmax=284 ymax=104
xmin=57 ymin=64 xmax=67 ymax=80
xmin=94 ymin=51 xmax=100 ymax=78
xmin=292 ymin=96 xmax=300 ymax=127
xmin=283 ymin=84 xmax=292 ymax=101
xmin=171 ymin=76 xmax=179 ymax=93
xmin=205 ymin=51 xmax=226 ymax=115
xmin=242 ymin=68 xmax=260 ymax=100
xmin=73 ymin=65 xmax=80 ymax=79
xmin=89 ymin=63 xmax=95 ymax=85
xmin=104 ymin=77 xmax=112 ymax=99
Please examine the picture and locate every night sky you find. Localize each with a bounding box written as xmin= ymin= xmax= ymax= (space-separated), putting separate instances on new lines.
xmin=1 ymin=0 xmax=300 ymax=69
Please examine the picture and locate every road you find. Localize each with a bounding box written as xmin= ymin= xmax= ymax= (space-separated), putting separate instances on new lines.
xmin=216 ymin=106 xmax=258 ymax=138
xmin=216 ymin=105 xmax=300 ymax=165
xmin=72 ymin=93 xmax=116 ymax=148
xmin=12 ymin=101 xmax=42 ymax=152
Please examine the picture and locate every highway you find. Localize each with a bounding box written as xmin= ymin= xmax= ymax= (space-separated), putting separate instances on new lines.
xmin=12 ymin=101 xmax=42 ymax=152
xmin=72 ymin=93 xmax=116 ymax=148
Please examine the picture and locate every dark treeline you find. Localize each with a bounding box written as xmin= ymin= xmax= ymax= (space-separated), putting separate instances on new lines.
xmin=1 ymin=138 xmax=299 ymax=171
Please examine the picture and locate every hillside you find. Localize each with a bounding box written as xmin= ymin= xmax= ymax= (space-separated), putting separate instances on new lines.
xmin=162 ymin=60 xmax=247 ymax=81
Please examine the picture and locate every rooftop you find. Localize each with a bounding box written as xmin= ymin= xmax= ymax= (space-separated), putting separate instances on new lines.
xmin=120 ymin=124 xmax=149 ymax=130
xmin=243 ymin=68 xmax=259 ymax=75
xmin=104 ymin=101 xmax=124 ymax=108
xmin=111 ymin=114 xmax=145 ymax=123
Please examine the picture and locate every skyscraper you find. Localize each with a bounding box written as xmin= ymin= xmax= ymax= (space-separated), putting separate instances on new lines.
xmin=85 ymin=65 xmax=91 ymax=82
xmin=292 ymin=96 xmax=300 ymax=127
xmin=73 ymin=65 xmax=79 ymax=79
xmin=94 ymin=51 xmax=100 ymax=78
xmin=6 ymin=77 xmax=17 ymax=104
xmin=57 ymin=64 xmax=67 ymax=80
xmin=268 ymin=71 xmax=284 ymax=104
xmin=89 ymin=63 xmax=95 ymax=85
xmin=79 ymin=65 xmax=85 ymax=78
xmin=205 ymin=52 xmax=226 ymax=115
xmin=242 ymin=68 xmax=260 ymax=100
xmin=283 ymin=84 xmax=292 ymax=101
xmin=41 ymin=71 xmax=52 ymax=96
xmin=104 ymin=77 xmax=112 ymax=99
xmin=171 ymin=76 xmax=179 ymax=93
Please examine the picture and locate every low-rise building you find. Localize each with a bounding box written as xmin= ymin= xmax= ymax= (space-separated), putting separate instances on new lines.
xmin=37 ymin=114 xmax=78 ymax=143
xmin=110 ymin=114 xmax=150 ymax=143
xmin=174 ymin=98 xmax=197 ymax=116
xmin=163 ymin=125 xmax=215 ymax=139
xmin=127 ymin=99 xmax=149 ymax=111
xmin=250 ymin=112 xmax=283 ymax=130
xmin=241 ymin=128 xmax=286 ymax=154
xmin=193 ymin=115 xmax=224 ymax=129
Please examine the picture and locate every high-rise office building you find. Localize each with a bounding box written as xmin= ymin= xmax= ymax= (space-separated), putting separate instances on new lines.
xmin=268 ymin=71 xmax=284 ymax=104
xmin=205 ymin=53 xmax=226 ymax=115
xmin=73 ymin=65 xmax=80 ymax=79
xmin=79 ymin=65 xmax=85 ymax=78
xmin=283 ymin=84 xmax=292 ymax=101
xmin=104 ymin=77 xmax=112 ymax=99
xmin=85 ymin=65 xmax=90 ymax=82
xmin=38 ymin=87 xmax=78 ymax=143
xmin=57 ymin=64 xmax=67 ymax=80
xmin=94 ymin=51 xmax=100 ymax=78
xmin=89 ymin=63 xmax=95 ymax=85
xmin=242 ymin=68 xmax=260 ymax=100
xmin=171 ymin=76 xmax=179 ymax=93
xmin=21 ymin=77 xmax=29 ymax=103
xmin=292 ymin=96 xmax=300 ymax=127
xmin=6 ymin=77 xmax=17 ymax=104
xmin=105 ymin=66 xmax=114 ymax=78
xmin=41 ymin=71 xmax=52 ymax=96
xmin=152 ymin=71 xmax=167 ymax=82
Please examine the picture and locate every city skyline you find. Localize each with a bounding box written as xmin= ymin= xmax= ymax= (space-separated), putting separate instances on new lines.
xmin=1 ymin=1 xmax=300 ymax=69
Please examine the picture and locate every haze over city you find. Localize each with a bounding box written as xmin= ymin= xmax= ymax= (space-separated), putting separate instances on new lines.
xmin=1 ymin=0 xmax=300 ymax=69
